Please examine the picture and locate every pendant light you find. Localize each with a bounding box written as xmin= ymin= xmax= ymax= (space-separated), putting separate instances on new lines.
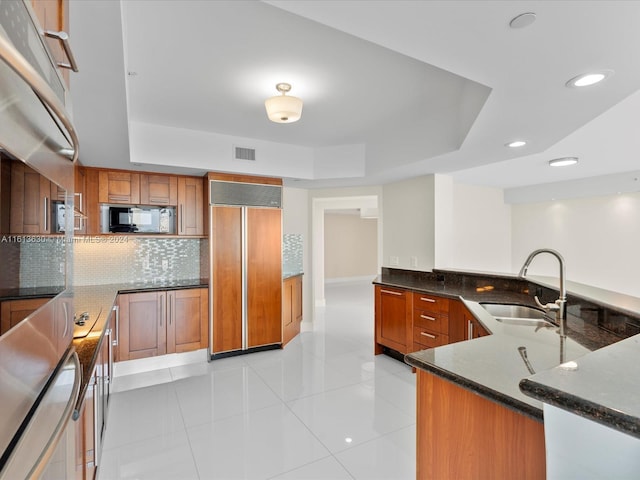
xmin=264 ymin=83 xmax=303 ymax=123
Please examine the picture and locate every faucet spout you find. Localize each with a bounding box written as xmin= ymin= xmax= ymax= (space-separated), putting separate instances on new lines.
xmin=519 ymin=248 xmax=567 ymax=337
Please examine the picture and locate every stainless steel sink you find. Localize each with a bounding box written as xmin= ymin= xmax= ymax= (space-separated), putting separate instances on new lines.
xmin=480 ymin=303 xmax=546 ymax=319
xmin=479 ymin=303 xmax=556 ymax=328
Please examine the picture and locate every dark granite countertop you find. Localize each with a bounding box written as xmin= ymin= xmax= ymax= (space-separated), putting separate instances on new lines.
xmin=520 ymin=334 xmax=640 ymax=439
xmin=377 ymin=268 xmax=640 ymax=433
xmin=283 ymin=271 xmax=304 ymax=280
xmin=0 ymin=285 xmax=65 ymax=301
xmin=71 ymin=279 xmax=209 ymax=413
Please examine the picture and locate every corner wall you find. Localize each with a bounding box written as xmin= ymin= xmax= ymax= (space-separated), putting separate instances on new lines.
xmin=511 ymin=192 xmax=640 ymax=297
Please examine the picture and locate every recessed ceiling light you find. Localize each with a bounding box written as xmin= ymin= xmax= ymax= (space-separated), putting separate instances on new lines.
xmin=506 ymin=140 xmax=527 ymax=148
xmin=566 ymin=70 xmax=613 ymax=88
xmin=549 ymin=157 xmax=578 ymax=167
xmin=509 ymin=12 xmax=536 ymax=29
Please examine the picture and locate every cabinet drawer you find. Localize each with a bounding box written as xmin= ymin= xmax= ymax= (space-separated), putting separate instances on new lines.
xmin=413 ymin=327 xmax=448 ymax=349
xmin=413 ymin=292 xmax=449 ymax=313
xmin=413 ymin=309 xmax=449 ymax=334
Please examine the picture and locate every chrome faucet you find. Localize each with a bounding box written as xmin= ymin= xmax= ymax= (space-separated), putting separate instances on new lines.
xmin=519 ymin=248 xmax=567 ymax=338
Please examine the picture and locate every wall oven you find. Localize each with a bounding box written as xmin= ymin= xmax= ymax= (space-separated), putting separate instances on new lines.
xmin=0 ymin=0 xmax=79 ymax=478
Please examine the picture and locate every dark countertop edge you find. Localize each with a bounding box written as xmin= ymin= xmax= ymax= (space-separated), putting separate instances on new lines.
xmin=283 ymin=272 xmax=304 ymax=280
xmin=404 ymin=353 xmax=543 ymax=422
xmin=372 ymin=278 xmax=463 ymax=301
xmin=115 ymin=281 xmax=209 ymax=294
xmin=519 ymin=378 xmax=640 ymax=439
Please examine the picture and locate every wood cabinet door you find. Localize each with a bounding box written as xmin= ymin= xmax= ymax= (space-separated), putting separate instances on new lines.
xmin=246 ymin=207 xmax=282 ymax=348
xmin=0 ymin=297 xmax=49 ymax=335
xmin=282 ymin=277 xmax=294 ymax=346
xmin=167 ymin=288 xmax=208 ymax=353
xmin=31 ymin=0 xmax=70 ymax=87
xmin=98 ymin=171 xmax=140 ymax=204
xmin=283 ymin=275 xmax=303 ymax=347
xmin=83 ymin=168 xmax=100 ymax=235
xmin=118 ymin=291 xmax=166 ymax=360
xmin=177 ymin=176 xmax=204 ymax=235
xmin=10 ymin=162 xmax=45 ymax=234
xmin=140 ymin=174 xmax=177 ymax=206
xmin=211 ymin=207 xmax=242 ymax=353
xmin=293 ymin=275 xmax=303 ymax=323
xmin=375 ymin=286 xmax=412 ymax=354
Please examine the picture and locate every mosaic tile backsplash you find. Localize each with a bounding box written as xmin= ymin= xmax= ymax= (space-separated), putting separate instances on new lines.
xmin=20 ymin=240 xmax=66 ymax=288
xmin=74 ymin=238 xmax=204 ymax=286
xmin=283 ymin=233 xmax=303 ymax=276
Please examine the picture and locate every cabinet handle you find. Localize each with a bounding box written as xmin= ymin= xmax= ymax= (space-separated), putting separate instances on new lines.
xmin=380 ymin=289 xmax=402 ymax=296
xmin=420 ymin=297 xmax=436 ymax=303
xmin=43 ymin=196 xmax=49 ymax=232
xmin=74 ymin=192 xmax=83 ymax=212
xmin=169 ymin=295 xmax=173 ymax=325
xmin=44 ymin=30 xmax=79 ymax=72
xmin=180 ymin=204 xmax=184 ymax=233
xmin=108 ymin=195 xmax=130 ymax=202
xmin=159 ymin=296 xmax=164 ymax=327
xmin=468 ymin=320 xmax=474 ymax=339
xmin=92 ymin=378 xmax=100 ymax=467
xmin=420 ymin=314 xmax=436 ymax=321
xmin=106 ymin=328 xmax=113 ymax=385
xmin=420 ymin=332 xmax=436 ymax=339
xmin=112 ymin=305 xmax=119 ymax=347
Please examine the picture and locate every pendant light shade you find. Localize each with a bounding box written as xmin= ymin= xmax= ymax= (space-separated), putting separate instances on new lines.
xmin=265 ymin=83 xmax=303 ymax=123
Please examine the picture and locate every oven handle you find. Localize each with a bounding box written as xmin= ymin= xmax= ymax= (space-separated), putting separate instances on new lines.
xmin=0 ymin=32 xmax=79 ymax=162
xmin=0 ymin=348 xmax=82 ymax=480
xmin=30 ymin=349 xmax=81 ymax=479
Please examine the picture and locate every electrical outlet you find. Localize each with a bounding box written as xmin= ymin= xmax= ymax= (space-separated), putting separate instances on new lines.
xmin=162 ymin=259 xmax=169 ymax=271
xmin=389 ymin=256 xmax=400 ymax=266
xmin=142 ymin=257 xmax=150 ymax=269
xmin=410 ymin=256 xmax=418 ymax=268
xmin=59 ymin=262 xmax=65 ymax=274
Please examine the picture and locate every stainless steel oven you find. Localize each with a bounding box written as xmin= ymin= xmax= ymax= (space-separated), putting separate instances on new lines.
xmin=0 ymin=0 xmax=79 ymax=477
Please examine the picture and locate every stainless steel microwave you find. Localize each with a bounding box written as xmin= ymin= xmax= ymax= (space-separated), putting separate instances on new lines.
xmin=100 ymin=205 xmax=176 ymax=234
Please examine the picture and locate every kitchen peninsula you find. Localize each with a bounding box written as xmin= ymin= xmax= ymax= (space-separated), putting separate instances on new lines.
xmin=374 ymin=267 xmax=640 ymax=479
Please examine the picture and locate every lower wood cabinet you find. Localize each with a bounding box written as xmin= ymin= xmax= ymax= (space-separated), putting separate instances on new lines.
xmin=282 ymin=274 xmax=303 ymax=346
xmin=75 ymin=316 xmax=113 ymax=480
xmin=374 ymin=285 xmax=412 ymax=354
xmin=0 ymin=297 xmax=49 ymax=335
xmin=116 ymin=287 xmax=208 ymax=361
xmin=416 ymin=370 xmax=545 ymax=479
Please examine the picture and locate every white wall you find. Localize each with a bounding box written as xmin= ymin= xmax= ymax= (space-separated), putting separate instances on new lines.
xmin=324 ymin=214 xmax=377 ymax=280
xmin=511 ymin=192 xmax=640 ymax=297
xmin=451 ymin=183 xmax=512 ymax=272
xmin=382 ymin=175 xmax=435 ymax=270
xmin=282 ymin=187 xmax=312 ymax=323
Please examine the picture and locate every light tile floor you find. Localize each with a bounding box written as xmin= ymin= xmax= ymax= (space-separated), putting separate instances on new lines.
xmin=98 ymin=281 xmax=416 ymax=480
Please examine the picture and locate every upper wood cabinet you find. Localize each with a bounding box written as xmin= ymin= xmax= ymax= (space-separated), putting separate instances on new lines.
xmin=31 ymin=0 xmax=71 ymax=87
xmin=177 ymin=176 xmax=204 ymax=236
xmin=140 ymin=174 xmax=178 ymax=206
xmin=98 ymin=171 xmax=140 ymax=205
xmin=9 ymin=161 xmax=62 ymax=234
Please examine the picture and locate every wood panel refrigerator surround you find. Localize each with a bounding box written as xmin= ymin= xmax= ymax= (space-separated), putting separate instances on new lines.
xmin=208 ymin=174 xmax=283 ymax=359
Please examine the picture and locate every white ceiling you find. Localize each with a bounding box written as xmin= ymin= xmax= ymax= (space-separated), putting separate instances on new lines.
xmin=69 ymin=0 xmax=640 ymax=198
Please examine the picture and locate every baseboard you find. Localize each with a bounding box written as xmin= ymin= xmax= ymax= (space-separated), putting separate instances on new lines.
xmin=324 ymin=275 xmax=377 ymax=284
xmin=113 ymin=348 xmax=208 ymax=378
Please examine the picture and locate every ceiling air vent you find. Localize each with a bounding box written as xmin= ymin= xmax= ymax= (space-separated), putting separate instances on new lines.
xmin=234 ymin=146 xmax=256 ymax=161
